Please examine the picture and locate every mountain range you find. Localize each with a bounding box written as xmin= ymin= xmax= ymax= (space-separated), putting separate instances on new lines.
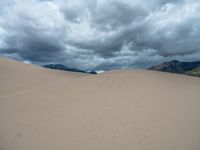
xmin=43 ymin=60 xmax=200 ymax=77
xmin=43 ymin=64 xmax=97 ymax=74
xmin=149 ymin=60 xmax=200 ymax=77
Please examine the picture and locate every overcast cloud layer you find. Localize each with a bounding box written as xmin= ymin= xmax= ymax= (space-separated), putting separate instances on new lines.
xmin=0 ymin=0 xmax=200 ymax=70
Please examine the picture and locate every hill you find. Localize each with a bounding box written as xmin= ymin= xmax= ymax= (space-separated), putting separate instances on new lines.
xmin=185 ymin=67 xmax=200 ymax=77
xmin=43 ymin=64 xmax=97 ymax=74
xmin=149 ymin=60 xmax=200 ymax=76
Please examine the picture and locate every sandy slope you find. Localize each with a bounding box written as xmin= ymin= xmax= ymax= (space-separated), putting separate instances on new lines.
xmin=1 ymin=57 xmax=200 ymax=150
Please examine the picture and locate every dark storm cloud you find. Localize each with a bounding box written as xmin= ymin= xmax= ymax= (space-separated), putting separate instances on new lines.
xmin=90 ymin=1 xmax=148 ymax=31
xmin=0 ymin=0 xmax=200 ymax=70
xmin=3 ymin=26 xmax=66 ymax=62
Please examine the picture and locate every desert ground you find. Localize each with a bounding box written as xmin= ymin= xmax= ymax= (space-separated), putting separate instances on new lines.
xmin=1 ymin=57 xmax=200 ymax=150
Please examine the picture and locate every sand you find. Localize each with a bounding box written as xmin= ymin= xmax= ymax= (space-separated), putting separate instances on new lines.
xmin=0 ymin=57 xmax=200 ymax=150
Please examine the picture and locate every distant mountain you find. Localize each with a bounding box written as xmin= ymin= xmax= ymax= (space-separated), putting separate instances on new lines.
xmin=88 ymin=71 xmax=98 ymax=74
xmin=149 ymin=60 xmax=200 ymax=74
xmin=43 ymin=64 xmax=97 ymax=74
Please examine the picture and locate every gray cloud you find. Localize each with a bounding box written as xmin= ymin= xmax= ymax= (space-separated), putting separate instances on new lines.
xmin=0 ymin=0 xmax=200 ymax=70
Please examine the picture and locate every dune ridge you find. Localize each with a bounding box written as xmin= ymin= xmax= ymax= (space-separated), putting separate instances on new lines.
xmin=1 ymin=57 xmax=200 ymax=150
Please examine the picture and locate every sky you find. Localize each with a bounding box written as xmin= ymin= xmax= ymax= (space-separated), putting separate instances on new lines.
xmin=0 ymin=0 xmax=200 ymax=71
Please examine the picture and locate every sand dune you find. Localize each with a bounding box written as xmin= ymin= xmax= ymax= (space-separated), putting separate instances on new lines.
xmin=1 ymin=57 xmax=200 ymax=150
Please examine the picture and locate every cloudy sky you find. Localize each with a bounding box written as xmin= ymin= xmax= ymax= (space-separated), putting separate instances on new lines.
xmin=0 ymin=0 xmax=200 ymax=70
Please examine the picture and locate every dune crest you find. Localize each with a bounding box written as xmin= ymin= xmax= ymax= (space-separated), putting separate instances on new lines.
xmin=1 ymin=57 xmax=200 ymax=150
